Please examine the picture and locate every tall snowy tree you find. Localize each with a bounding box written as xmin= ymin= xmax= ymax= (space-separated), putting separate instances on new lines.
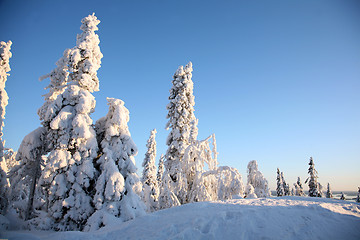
xmin=85 ymin=98 xmax=145 ymax=231
xmin=157 ymin=154 xmax=164 ymax=187
xmin=281 ymin=172 xmax=290 ymax=196
xmin=305 ymin=157 xmax=319 ymax=197
xmin=326 ymin=183 xmax=333 ymax=199
xmin=276 ymin=168 xmax=284 ymax=197
xmin=246 ymin=160 xmax=271 ymax=198
xmin=160 ymin=62 xmax=245 ymax=207
xmin=142 ymin=129 xmax=159 ymax=212
xmin=8 ymin=128 xmax=46 ymax=220
xmin=164 ymin=62 xmax=197 ymax=204
xmin=0 ymin=40 xmax=12 ymax=214
xmin=356 ymin=187 xmax=360 ymax=203
xmin=38 ymin=13 xmax=102 ymax=230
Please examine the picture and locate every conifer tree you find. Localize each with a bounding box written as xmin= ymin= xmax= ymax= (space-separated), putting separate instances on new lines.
xmin=317 ymin=183 xmax=324 ymax=198
xmin=340 ymin=192 xmax=345 ymax=200
xmin=281 ymin=172 xmax=290 ymax=196
xmin=305 ymin=157 xmax=319 ymax=197
xmin=356 ymin=187 xmax=360 ymax=203
xmin=85 ymin=98 xmax=145 ymax=231
xmin=164 ymin=62 xmax=197 ymax=204
xmin=290 ymin=187 xmax=295 ymax=196
xmin=38 ymin=13 xmax=102 ymax=230
xmin=142 ymin=129 xmax=159 ymax=212
xmin=276 ymin=168 xmax=284 ymax=197
xmin=0 ymin=40 xmax=12 ymax=214
xmin=326 ymin=183 xmax=333 ymax=198
xmin=294 ymin=177 xmax=305 ymax=196
xmin=244 ymin=184 xmax=257 ymax=198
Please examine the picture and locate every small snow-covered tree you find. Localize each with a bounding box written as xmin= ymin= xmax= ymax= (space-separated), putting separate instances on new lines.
xmin=142 ymin=129 xmax=159 ymax=212
xmin=356 ymin=187 xmax=360 ymax=203
xmin=164 ymin=62 xmax=197 ymax=204
xmin=0 ymin=40 xmax=12 ymax=214
xmin=317 ymin=183 xmax=323 ymax=198
xmin=158 ymin=173 xmax=181 ymax=209
xmin=85 ymin=98 xmax=145 ymax=231
xmin=38 ymin=13 xmax=102 ymax=230
xmin=340 ymin=192 xmax=345 ymax=200
xmin=281 ymin=172 xmax=290 ymax=196
xmin=202 ymin=166 xmax=244 ymax=201
xmin=290 ymin=187 xmax=295 ymax=196
xmin=246 ymin=160 xmax=271 ymax=198
xmin=184 ymin=134 xmax=218 ymax=203
xmin=245 ymin=184 xmax=258 ymax=198
xmin=305 ymin=157 xmax=319 ymax=197
xmin=294 ymin=177 xmax=305 ymax=196
xmin=8 ymin=128 xmax=46 ymax=220
xmin=157 ymin=154 xmax=164 ymax=187
xmin=326 ymin=183 xmax=333 ymax=199
xmin=276 ymin=168 xmax=283 ymax=197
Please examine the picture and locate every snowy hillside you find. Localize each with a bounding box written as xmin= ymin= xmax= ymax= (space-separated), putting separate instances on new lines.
xmin=2 ymin=197 xmax=360 ymax=240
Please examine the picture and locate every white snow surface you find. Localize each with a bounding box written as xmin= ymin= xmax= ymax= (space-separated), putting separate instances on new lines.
xmin=2 ymin=197 xmax=360 ymax=240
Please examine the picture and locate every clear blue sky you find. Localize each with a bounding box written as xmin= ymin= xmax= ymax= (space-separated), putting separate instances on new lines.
xmin=1 ymin=0 xmax=359 ymax=191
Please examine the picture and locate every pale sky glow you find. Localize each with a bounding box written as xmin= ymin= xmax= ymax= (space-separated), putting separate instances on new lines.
xmin=1 ymin=0 xmax=359 ymax=191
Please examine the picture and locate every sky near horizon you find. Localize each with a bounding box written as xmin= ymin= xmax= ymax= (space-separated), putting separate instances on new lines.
xmin=1 ymin=0 xmax=359 ymax=191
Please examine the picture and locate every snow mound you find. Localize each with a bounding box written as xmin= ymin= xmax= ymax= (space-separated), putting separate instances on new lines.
xmin=2 ymin=197 xmax=360 ymax=240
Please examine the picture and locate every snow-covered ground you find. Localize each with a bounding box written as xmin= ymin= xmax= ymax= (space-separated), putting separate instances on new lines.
xmin=2 ymin=197 xmax=360 ymax=240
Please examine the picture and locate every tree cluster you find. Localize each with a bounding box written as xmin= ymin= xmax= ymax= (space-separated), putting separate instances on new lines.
xmin=1 ymin=13 xmax=268 ymax=232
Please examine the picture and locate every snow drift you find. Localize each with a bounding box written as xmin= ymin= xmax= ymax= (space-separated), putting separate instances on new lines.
xmin=2 ymin=197 xmax=360 ymax=240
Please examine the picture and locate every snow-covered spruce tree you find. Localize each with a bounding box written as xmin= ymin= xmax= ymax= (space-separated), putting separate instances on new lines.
xmin=157 ymin=154 xmax=164 ymax=187
xmin=246 ymin=160 xmax=271 ymax=198
xmin=281 ymin=172 xmax=290 ymax=196
xmin=305 ymin=157 xmax=319 ymax=197
xmin=164 ymin=62 xmax=197 ymax=204
xmin=38 ymin=13 xmax=103 ymax=231
xmin=0 ymin=40 xmax=12 ymax=214
xmin=340 ymin=192 xmax=345 ymax=200
xmin=290 ymin=187 xmax=295 ymax=196
xmin=142 ymin=129 xmax=159 ymax=212
xmin=85 ymin=98 xmax=145 ymax=231
xmin=317 ymin=183 xmax=323 ymax=198
xmin=295 ymin=177 xmax=305 ymax=196
xmin=298 ymin=179 xmax=304 ymax=196
xmin=326 ymin=183 xmax=333 ymax=199
xmin=8 ymin=128 xmax=46 ymax=220
xmin=276 ymin=169 xmax=282 ymax=197
xmin=356 ymin=187 xmax=360 ymax=203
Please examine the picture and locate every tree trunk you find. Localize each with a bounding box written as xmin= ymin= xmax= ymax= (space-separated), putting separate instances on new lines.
xmin=25 ymin=154 xmax=41 ymax=220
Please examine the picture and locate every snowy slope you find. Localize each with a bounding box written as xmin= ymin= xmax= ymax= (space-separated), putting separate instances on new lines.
xmin=2 ymin=197 xmax=360 ymax=240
